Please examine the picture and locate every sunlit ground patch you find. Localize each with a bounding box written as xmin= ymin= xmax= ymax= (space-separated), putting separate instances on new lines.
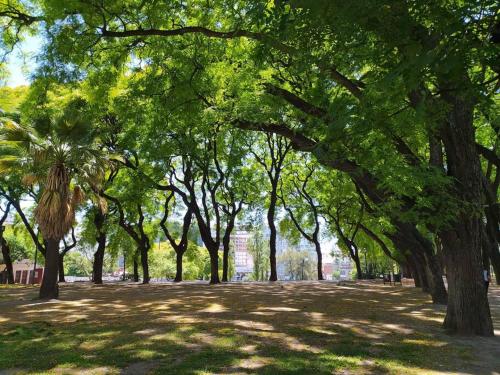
xmin=0 ymin=281 xmax=498 ymax=374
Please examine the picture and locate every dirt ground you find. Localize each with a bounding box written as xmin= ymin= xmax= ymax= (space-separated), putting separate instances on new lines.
xmin=0 ymin=281 xmax=499 ymax=375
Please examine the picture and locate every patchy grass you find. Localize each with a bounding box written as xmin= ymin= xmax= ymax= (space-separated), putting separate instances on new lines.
xmin=0 ymin=281 xmax=498 ymax=374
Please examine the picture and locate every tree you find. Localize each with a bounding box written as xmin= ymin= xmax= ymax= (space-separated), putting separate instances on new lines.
xmin=58 ymin=227 xmax=76 ymax=282
xmin=103 ymin=184 xmax=152 ymax=284
xmin=279 ymin=160 xmax=324 ymax=280
xmin=0 ymin=97 xmax=106 ymax=299
xmin=251 ymin=134 xmax=291 ymax=281
xmin=160 ymin=191 xmax=193 ymax=282
xmin=171 ymin=148 xmax=224 ymax=284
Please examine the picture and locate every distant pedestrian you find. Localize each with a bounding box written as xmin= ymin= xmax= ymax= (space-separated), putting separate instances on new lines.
xmin=484 ymin=269 xmax=491 ymax=293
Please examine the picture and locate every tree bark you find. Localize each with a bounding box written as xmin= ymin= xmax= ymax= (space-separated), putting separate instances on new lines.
xmin=441 ymin=230 xmax=493 ymax=335
xmin=222 ymin=245 xmax=230 ymax=282
xmin=222 ymin=217 xmax=235 ymax=282
xmin=92 ymin=208 xmax=106 ymax=284
xmin=387 ymin=225 xmax=448 ymax=304
xmin=92 ymin=233 xmax=106 ymax=284
xmin=139 ymin=244 xmax=150 ymax=284
xmin=39 ymin=238 xmax=59 ymax=299
xmin=268 ymin=185 xmax=278 ymax=281
xmin=353 ymin=254 xmax=363 ymax=280
xmin=439 ymin=91 xmax=493 ymax=336
xmin=209 ymin=249 xmax=220 ymax=284
xmin=58 ymin=253 xmax=65 ymax=282
xmin=406 ymin=256 xmax=421 ymax=287
xmin=314 ymin=241 xmax=324 ymax=280
xmin=0 ymin=237 xmax=14 ymax=284
xmin=133 ymin=255 xmax=139 ymax=282
xmin=174 ymin=251 xmax=183 ymax=282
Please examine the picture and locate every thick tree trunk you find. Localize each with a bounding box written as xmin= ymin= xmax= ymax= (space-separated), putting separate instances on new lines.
xmin=92 ymin=233 xmax=106 ymax=284
xmin=441 ymin=230 xmax=493 ymax=335
xmin=58 ymin=253 xmax=65 ymax=283
xmin=268 ymin=189 xmax=278 ymax=281
xmin=139 ymin=245 xmax=150 ymax=284
xmin=388 ymin=223 xmax=447 ymax=304
xmin=209 ymin=249 xmax=220 ymax=284
xmin=1 ymin=236 xmax=14 ymax=284
xmin=39 ymin=238 xmax=59 ymax=299
xmin=174 ymin=251 xmax=183 ymax=282
xmin=314 ymin=241 xmax=324 ymax=280
xmin=439 ymin=91 xmax=493 ymax=336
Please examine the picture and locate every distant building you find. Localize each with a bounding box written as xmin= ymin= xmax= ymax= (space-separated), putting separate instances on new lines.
xmin=232 ymin=231 xmax=254 ymax=280
xmin=0 ymin=259 xmax=44 ymax=284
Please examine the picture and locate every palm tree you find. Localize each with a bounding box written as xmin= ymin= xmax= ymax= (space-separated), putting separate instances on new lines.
xmin=0 ymin=99 xmax=106 ymax=299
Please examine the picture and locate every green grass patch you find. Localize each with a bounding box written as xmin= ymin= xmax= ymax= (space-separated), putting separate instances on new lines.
xmin=0 ymin=319 xmax=475 ymax=375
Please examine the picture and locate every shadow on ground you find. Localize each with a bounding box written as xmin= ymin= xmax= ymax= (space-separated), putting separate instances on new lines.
xmin=0 ymin=281 xmax=499 ymax=374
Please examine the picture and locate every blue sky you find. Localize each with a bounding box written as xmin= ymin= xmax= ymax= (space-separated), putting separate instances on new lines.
xmin=5 ymin=35 xmax=41 ymax=87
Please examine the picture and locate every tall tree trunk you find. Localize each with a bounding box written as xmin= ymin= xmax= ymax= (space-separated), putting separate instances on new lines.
xmin=268 ymin=187 xmax=278 ymax=281
xmin=222 ymin=218 xmax=235 ymax=282
xmin=439 ymin=91 xmax=493 ymax=336
xmin=353 ymin=254 xmax=363 ymax=280
xmin=140 ymin=244 xmax=150 ymax=284
xmin=406 ymin=256 xmax=421 ymax=287
xmin=39 ymin=238 xmax=59 ymax=299
xmin=0 ymin=237 xmax=14 ymax=284
xmin=222 ymin=245 xmax=230 ymax=282
xmin=174 ymin=251 xmax=183 ymax=282
xmin=92 ymin=233 xmax=106 ymax=284
xmin=133 ymin=254 xmax=139 ymax=282
xmin=92 ymin=208 xmax=106 ymax=284
xmin=415 ymin=257 xmax=430 ymax=292
xmin=314 ymin=241 xmax=324 ymax=280
xmin=209 ymin=249 xmax=220 ymax=284
xmin=58 ymin=253 xmax=65 ymax=283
